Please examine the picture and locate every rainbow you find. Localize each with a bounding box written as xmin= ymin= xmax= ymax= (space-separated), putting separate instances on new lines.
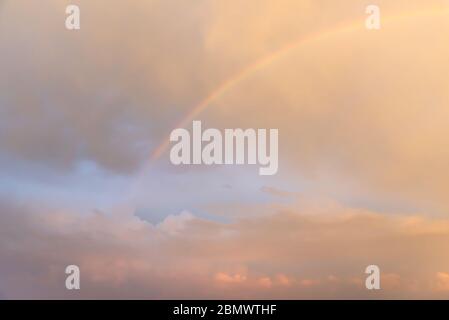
xmin=149 ymin=20 xmax=358 ymax=161
xmin=120 ymin=5 xmax=449 ymax=201
xmin=149 ymin=5 xmax=448 ymax=163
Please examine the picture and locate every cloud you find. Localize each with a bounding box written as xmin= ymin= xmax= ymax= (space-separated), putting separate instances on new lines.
xmin=214 ymin=272 xmax=247 ymax=285
xmin=260 ymin=186 xmax=300 ymax=198
xmin=157 ymin=211 xmax=195 ymax=235
xmin=1 ymin=196 xmax=449 ymax=299
xmin=198 ymin=0 xmax=449 ymax=213
xmin=435 ymin=272 xmax=449 ymax=292
xmin=0 ymin=0 xmax=221 ymax=174
xmin=2 ymin=0 xmax=449 ymax=300
xmin=2 ymin=0 xmax=449 ymax=215
xmin=276 ymin=274 xmax=292 ymax=286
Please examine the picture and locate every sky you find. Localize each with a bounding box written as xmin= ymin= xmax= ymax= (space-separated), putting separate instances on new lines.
xmin=1 ymin=0 xmax=449 ymax=299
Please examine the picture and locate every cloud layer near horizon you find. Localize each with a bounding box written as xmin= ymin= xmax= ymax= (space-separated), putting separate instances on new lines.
xmin=0 ymin=194 xmax=449 ymax=299
xmin=1 ymin=195 xmax=449 ymax=299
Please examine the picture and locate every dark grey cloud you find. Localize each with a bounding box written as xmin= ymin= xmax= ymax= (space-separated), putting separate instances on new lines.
xmin=0 ymin=0 xmax=219 ymax=174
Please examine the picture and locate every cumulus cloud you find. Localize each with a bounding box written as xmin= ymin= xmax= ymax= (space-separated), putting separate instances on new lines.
xmin=157 ymin=211 xmax=195 ymax=235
